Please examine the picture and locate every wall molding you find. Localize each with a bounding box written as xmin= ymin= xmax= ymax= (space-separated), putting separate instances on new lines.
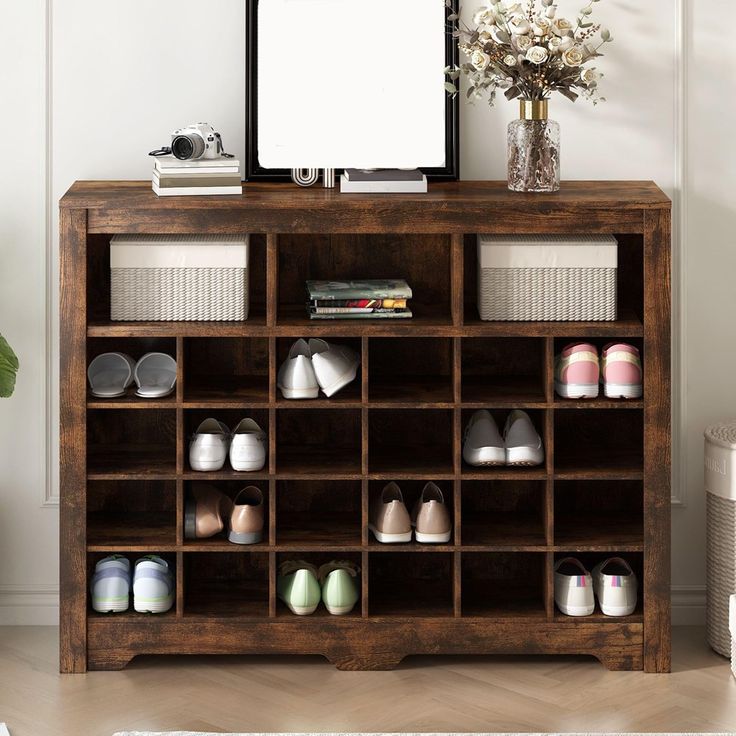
xmin=671 ymin=584 xmax=706 ymax=626
xmin=0 ymin=584 xmax=59 ymax=626
xmin=671 ymin=0 xmax=688 ymax=507
xmin=42 ymin=0 xmax=58 ymax=508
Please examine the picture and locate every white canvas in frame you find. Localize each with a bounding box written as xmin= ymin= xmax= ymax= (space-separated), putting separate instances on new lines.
xmin=257 ymin=0 xmax=447 ymax=169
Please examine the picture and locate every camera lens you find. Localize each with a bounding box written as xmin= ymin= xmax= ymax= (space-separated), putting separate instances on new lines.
xmin=171 ymin=134 xmax=205 ymax=160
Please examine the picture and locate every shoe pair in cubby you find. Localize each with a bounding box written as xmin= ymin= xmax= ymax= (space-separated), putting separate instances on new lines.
xmin=90 ymin=554 xmax=174 ymax=614
xmin=555 ymin=341 xmax=643 ymax=400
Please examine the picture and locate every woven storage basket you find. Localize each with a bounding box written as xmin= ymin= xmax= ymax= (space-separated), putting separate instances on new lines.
xmin=704 ymin=420 xmax=736 ymax=657
xmin=477 ymin=234 xmax=617 ymax=321
xmin=110 ymin=234 xmax=248 ymax=321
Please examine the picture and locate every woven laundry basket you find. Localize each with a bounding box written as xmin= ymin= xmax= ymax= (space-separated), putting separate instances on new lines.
xmin=704 ymin=420 xmax=736 ymax=657
xmin=477 ymin=234 xmax=617 ymax=321
xmin=110 ymin=234 xmax=249 ymax=321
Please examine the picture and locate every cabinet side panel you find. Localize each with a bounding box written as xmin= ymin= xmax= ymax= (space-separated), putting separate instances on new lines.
xmin=59 ymin=207 xmax=88 ymax=673
xmin=643 ymin=207 xmax=672 ymax=673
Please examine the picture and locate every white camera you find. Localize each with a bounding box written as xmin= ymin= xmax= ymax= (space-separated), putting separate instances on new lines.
xmin=170 ymin=123 xmax=223 ymax=161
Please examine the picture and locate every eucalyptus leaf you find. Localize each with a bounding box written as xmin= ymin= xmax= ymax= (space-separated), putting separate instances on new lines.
xmin=445 ymin=81 xmax=458 ymax=94
xmin=504 ymin=85 xmax=521 ymax=100
xmin=600 ymin=28 xmax=610 ymax=40
xmin=0 ymin=334 xmax=19 ymax=398
xmin=447 ymin=13 xmax=459 ymax=21
xmin=558 ymin=88 xmax=579 ymax=102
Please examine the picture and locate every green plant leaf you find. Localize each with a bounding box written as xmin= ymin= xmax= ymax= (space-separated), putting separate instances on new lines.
xmin=0 ymin=334 xmax=19 ymax=398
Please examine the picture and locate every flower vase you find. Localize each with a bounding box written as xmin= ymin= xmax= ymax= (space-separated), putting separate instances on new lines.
xmin=507 ymin=100 xmax=560 ymax=193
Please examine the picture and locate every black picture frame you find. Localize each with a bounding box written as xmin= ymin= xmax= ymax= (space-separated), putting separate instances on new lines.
xmin=245 ymin=0 xmax=460 ymax=182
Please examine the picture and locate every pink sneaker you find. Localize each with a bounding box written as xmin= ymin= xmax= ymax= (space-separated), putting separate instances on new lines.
xmin=554 ymin=343 xmax=600 ymax=399
xmin=601 ymin=343 xmax=642 ymax=399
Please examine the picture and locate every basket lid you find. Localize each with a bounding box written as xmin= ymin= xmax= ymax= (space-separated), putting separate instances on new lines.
xmin=705 ymin=420 xmax=736 ymax=449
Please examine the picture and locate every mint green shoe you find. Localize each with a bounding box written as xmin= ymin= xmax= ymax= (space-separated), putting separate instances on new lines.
xmin=277 ymin=561 xmax=321 ymax=615
xmin=319 ymin=560 xmax=360 ymax=615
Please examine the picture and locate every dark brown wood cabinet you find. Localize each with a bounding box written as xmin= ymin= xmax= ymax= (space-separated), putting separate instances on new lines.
xmin=59 ymin=181 xmax=671 ymax=673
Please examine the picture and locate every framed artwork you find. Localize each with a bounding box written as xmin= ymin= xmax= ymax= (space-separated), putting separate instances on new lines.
xmin=246 ymin=0 xmax=459 ymax=181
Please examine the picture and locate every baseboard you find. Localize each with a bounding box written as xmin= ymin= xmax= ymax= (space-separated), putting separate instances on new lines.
xmin=0 ymin=584 xmax=59 ymax=625
xmin=671 ymin=585 xmax=706 ymax=625
xmin=0 ymin=584 xmax=708 ymax=627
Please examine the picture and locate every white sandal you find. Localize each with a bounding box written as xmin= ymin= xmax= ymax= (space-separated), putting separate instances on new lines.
xmin=134 ymin=352 xmax=177 ymax=398
xmin=87 ymin=353 xmax=136 ymax=398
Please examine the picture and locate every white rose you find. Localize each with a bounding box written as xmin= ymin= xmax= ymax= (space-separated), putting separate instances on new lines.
xmin=525 ymin=45 xmax=549 ymax=64
xmin=545 ymin=4 xmax=557 ymax=18
xmin=558 ymin=36 xmax=574 ymax=52
xmin=514 ymin=34 xmax=533 ymax=51
xmin=471 ymin=49 xmax=492 ymax=70
xmin=547 ymin=36 xmax=563 ymax=53
xmin=473 ymin=7 xmax=495 ymax=26
xmin=551 ymin=17 xmax=573 ymax=36
xmin=498 ymin=1 xmax=522 ymax=13
xmin=581 ymin=68 xmax=601 ymax=85
xmin=508 ymin=16 xmax=531 ymax=34
xmin=562 ymin=46 xmax=584 ymax=67
xmin=531 ymin=18 xmax=550 ymax=36
xmin=503 ymin=53 xmax=518 ymax=66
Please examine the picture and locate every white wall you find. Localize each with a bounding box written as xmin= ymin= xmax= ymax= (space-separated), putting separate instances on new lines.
xmin=0 ymin=0 xmax=721 ymax=625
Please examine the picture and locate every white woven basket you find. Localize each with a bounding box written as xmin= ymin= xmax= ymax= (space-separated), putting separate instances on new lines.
xmin=477 ymin=234 xmax=617 ymax=322
xmin=110 ymin=234 xmax=249 ymax=321
xmin=704 ymin=421 xmax=736 ymax=657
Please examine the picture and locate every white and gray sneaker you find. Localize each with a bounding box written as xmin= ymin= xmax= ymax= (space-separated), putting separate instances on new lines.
xmin=462 ymin=410 xmax=505 ymax=467
xmin=503 ymin=410 xmax=544 ymax=466
xmin=90 ymin=554 xmax=131 ymax=613
xmin=554 ymin=557 xmax=594 ymax=617
xmin=133 ymin=555 xmax=175 ymax=614
xmin=189 ymin=418 xmax=231 ymax=471
xmin=592 ymin=557 xmax=638 ymax=616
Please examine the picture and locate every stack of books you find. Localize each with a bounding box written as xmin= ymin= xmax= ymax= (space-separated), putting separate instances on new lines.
xmin=340 ymin=169 xmax=427 ymax=193
xmin=152 ymin=156 xmax=242 ymax=197
xmin=307 ymin=280 xmax=413 ymax=320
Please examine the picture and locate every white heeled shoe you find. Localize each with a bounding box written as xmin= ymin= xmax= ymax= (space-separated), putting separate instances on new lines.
xmin=308 ymin=339 xmax=360 ymax=397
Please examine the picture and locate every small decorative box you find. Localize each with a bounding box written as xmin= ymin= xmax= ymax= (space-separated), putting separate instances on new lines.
xmin=110 ymin=234 xmax=249 ymax=321
xmin=476 ymin=234 xmax=618 ymax=321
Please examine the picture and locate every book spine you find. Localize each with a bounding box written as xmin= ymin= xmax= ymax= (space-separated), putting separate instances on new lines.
xmin=310 ymin=299 xmax=407 ymax=309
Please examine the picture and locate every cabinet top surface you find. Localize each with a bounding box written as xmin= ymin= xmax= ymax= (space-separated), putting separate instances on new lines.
xmin=60 ymin=180 xmax=670 ymax=211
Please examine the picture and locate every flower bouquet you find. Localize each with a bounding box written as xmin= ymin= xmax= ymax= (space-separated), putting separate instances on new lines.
xmin=446 ymin=0 xmax=613 ymax=191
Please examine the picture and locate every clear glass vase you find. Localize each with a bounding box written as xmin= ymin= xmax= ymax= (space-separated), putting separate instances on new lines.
xmin=507 ymin=100 xmax=560 ymax=193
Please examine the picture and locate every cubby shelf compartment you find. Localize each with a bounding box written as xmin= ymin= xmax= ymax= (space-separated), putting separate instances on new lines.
xmin=61 ymin=181 xmax=671 ymax=673
xmin=183 ymin=337 xmax=269 ymax=406
xmin=184 ymin=552 xmax=269 ymax=618
xmin=87 ymin=480 xmax=176 ymax=550
xmin=462 ymin=553 xmax=547 ymax=619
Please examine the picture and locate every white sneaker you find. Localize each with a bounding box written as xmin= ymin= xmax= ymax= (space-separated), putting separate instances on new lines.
xmin=554 ymin=557 xmax=594 ymax=616
xmin=90 ymin=555 xmax=130 ymax=613
xmin=309 ymin=339 xmax=360 ymax=397
xmin=189 ymin=418 xmax=230 ymax=471
xmin=592 ymin=557 xmax=638 ymax=616
xmin=462 ymin=410 xmax=505 ymax=466
xmin=503 ymin=410 xmax=544 ymax=466
xmin=133 ymin=555 xmax=175 ymax=614
xmin=229 ymin=418 xmax=267 ymax=471
xmin=277 ymin=339 xmax=319 ymax=399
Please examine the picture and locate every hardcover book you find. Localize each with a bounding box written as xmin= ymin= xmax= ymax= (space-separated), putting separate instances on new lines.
xmin=306 ymin=280 xmax=413 ymax=300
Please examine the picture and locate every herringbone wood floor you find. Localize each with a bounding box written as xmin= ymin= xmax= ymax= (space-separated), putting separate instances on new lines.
xmin=0 ymin=627 xmax=734 ymax=736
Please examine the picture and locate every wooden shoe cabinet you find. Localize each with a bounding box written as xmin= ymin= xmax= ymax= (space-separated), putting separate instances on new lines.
xmin=60 ymin=181 xmax=671 ymax=672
